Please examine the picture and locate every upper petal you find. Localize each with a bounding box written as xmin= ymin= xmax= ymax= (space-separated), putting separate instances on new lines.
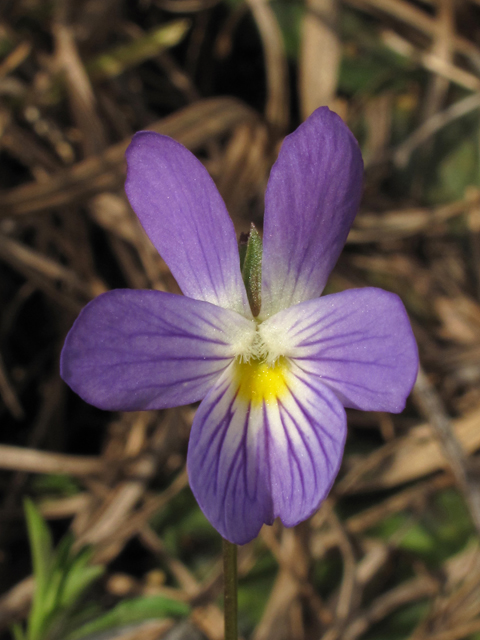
xmin=259 ymin=287 xmax=419 ymax=413
xmin=260 ymin=108 xmax=363 ymax=319
xmin=125 ymin=132 xmax=251 ymax=317
xmin=187 ymin=358 xmax=346 ymax=544
xmin=60 ymin=290 xmax=256 ymax=411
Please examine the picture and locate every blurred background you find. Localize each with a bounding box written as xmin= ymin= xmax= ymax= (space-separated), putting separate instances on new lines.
xmin=1 ymin=0 xmax=480 ymax=638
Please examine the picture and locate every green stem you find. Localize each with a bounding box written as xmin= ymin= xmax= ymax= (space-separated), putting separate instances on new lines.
xmin=222 ymin=538 xmax=238 ymax=640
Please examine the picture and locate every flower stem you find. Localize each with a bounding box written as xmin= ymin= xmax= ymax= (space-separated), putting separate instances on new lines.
xmin=222 ymin=538 xmax=238 ymax=640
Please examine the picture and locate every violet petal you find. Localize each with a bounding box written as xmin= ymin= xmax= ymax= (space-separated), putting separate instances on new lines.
xmin=260 ymin=108 xmax=363 ymax=319
xmin=187 ymin=360 xmax=346 ymax=544
xmin=60 ymin=290 xmax=256 ymax=411
xmin=125 ymin=132 xmax=251 ymax=316
xmin=260 ymin=287 xmax=419 ymax=412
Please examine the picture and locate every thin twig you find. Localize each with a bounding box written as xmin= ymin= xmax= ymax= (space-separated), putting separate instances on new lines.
xmin=0 ymin=444 xmax=104 ymax=476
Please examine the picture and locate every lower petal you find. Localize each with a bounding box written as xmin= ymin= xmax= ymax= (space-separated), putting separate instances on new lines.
xmin=267 ymin=363 xmax=346 ymax=527
xmin=60 ymin=290 xmax=256 ymax=411
xmin=187 ymin=359 xmax=346 ymax=544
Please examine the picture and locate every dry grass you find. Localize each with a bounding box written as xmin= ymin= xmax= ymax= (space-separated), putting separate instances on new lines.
xmin=2 ymin=0 xmax=480 ymax=639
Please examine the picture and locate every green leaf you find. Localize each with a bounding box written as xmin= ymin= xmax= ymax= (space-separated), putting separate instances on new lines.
xmin=24 ymin=499 xmax=54 ymax=640
xmin=23 ymin=501 xmax=105 ymax=640
xmin=10 ymin=622 xmax=26 ymax=640
xmin=37 ymin=543 xmax=104 ymax=639
xmin=24 ymin=499 xmax=53 ymax=595
xmin=427 ymin=134 xmax=479 ymax=203
xmin=271 ymin=1 xmax=303 ymax=60
xmin=31 ymin=474 xmax=81 ymax=498
xmin=37 ymin=535 xmax=76 ymax=637
xmin=87 ymin=21 xmax=190 ymax=82
xmin=60 ymin=555 xmax=104 ymax=609
xmin=399 ymin=523 xmax=436 ymax=554
xmin=65 ymin=596 xmax=190 ymax=640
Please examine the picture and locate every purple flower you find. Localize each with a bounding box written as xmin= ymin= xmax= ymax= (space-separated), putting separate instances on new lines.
xmin=61 ymin=108 xmax=418 ymax=545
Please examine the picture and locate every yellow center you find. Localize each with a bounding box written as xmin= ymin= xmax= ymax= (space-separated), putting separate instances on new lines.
xmin=233 ymin=357 xmax=289 ymax=406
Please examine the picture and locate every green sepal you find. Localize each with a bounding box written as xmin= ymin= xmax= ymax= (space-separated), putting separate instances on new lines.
xmin=241 ymin=223 xmax=263 ymax=317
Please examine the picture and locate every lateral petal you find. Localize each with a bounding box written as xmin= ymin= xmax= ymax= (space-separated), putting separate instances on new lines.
xmin=125 ymin=132 xmax=251 ymax=316
xmin=259 ymin=288 xmax=419 ymax=412
xmin=260 ymin=108 xmax=363 ymax=319
xmin=60 ymin=290 xmax=256 ymax=411
xmin=187 ymin=359 xmax=346 ymax=544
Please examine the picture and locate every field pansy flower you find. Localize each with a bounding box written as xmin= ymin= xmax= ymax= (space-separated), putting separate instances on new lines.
xmin=61 ymin=108 xmax=418 ymax=545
